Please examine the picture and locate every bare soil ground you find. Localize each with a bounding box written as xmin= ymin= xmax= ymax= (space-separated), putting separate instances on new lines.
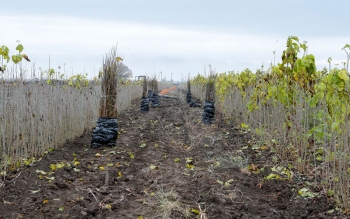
xmin=0 ymin=89 xmax=346 ymax=219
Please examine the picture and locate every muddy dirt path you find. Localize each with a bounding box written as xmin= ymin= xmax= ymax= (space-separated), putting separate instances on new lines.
xmin=0 ymin=89 xmax=344 ymax=219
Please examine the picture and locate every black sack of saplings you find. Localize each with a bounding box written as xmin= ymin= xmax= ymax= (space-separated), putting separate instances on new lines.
xmin=140 ymin=97 xmax=150 ymax=112
xmin=189 ymin=102 xmax=196 ymax=107
xmin=152 ymin=93 xmax=160 ymax=108
xmin=148 ymin=90 xmax=154 ymax=102
xmin=91 ymin=117 xmax=118 ymax=148
xmin=186 ymin=90 xmax=192 ymax=103
xmin=202 ymin=101 xmax=215 ymax=124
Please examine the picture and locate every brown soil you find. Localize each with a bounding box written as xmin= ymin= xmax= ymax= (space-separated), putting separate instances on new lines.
xmin=0 ymin=90 xmax=345 ymax=219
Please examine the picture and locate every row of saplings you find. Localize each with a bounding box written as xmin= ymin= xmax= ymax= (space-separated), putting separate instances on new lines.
xmin=91 ymin=73 xmax=215 ymax=149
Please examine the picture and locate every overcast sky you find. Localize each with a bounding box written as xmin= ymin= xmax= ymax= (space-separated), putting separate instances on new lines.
xmin=1 ymin=0 xmax=350 ymax=81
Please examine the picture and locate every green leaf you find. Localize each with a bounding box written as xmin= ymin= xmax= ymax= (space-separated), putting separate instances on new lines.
xmin=338 ymin=69 xmax=348 ymax=81
xmin=331 ymin=121 xmax=340 ymax=131
xmin=342 ymin=44 xmax=350 ymax=50
xmin=0 ymin=45 xmax=10 ymax=62
xmin=58 ymin=206 xmax=64 ymax=212
xmin=16 ymin=44 xmax=24 ymax=53
xmin=11 ymin=54 xmax=22 ymax=64
xmin=265 ymin=173 xmax=276 ymax=180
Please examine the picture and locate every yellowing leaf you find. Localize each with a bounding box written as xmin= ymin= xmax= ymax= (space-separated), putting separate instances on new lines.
xmin=191 ymin=209 xmax=200 ymax=214
xmin=260 ymin=145 xmax=268 ymax=150
xmin=24 ymin=159 xmax=33 ymax=166
xmin=224 ymin=179 xmax=234 ymax=186
xmin=129 ymin=152 xmax=135 ymax=159
xmin=117 ymin=171 xmax=123 ymax=178
xmin=56 ymin=163 xmax=65 ymax=169
xmin=241 ymin=123 xmax=249 ymax=129
xmin=45 ymin=176 xmax=55 ymax=180
xmin=31 ymin=189 xmax=41 ymax=193
xmin=106 ymin=204 xmax=112 ymax=209
xmin=174 ymin=158 xmax=180 ymax=163
xmin=43 ymin=199 xmax=49 ymax=204
xmin=99 ymin=166 xmax=105 ymax=170
xmin=95 ymin=153 xmax=102 ymax=157
xmin=265 ymin=173 xmax=276 ymax=180
xmin=73 ymin=161 xmax=80 ymax=166
xmin=186 ymin=163 xmax=195 ymax=170
xmin=107 ymin=163 xmax=114 ymax=167
xmin=36 ymin=169 xmax=47 ymax=175
xmin=149 ymin=165 xmax=158 ymax=170
xmin=3 ymin=199 xmax=13 ymax=205
xmin=138 ymin=216 xmax=144 ymax=219
xmin=185 ymin=157 xmax=194 ymax=164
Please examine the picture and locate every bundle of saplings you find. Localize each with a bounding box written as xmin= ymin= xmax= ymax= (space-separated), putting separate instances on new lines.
xmin=91 ymin=46 xmax=120 ymax=148
xmin=151 ymin=78 xmax=160 ymax=108
xmin=140 ymin=77 xmax=150 ymax=112
xmin=201 ymin=74 xmax=216 ymax=124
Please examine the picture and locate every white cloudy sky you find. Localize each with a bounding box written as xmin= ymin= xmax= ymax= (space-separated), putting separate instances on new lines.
xmin=1 ymin=0 xmax=350 ymax=81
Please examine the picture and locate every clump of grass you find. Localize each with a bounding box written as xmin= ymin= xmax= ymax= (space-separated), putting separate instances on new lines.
xmin=212 ymin=151 xmax=248 ymax=170
xmin=154 ymin=187 xmax=189 ymax=219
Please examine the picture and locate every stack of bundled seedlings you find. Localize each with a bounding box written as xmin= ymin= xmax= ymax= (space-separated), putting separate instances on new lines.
xmin=187 ymin=77 xmax=199 ymax=107
xmin=140 ymin=77 xmax=149 ymax=112
xmin=186 ymin=78 xmax=192 ymax=103
xmin=91 ymin=46 xmax=120 ymax=148
xmin=151 ymin=77 xmax=160 ymax=108
xmin=202 ymin=74 xmax=215 ymax=124
xmin=147 ymin=79 xmax=154 ymax=101
xmin=148 ymin=89 xmax=154 ymax=101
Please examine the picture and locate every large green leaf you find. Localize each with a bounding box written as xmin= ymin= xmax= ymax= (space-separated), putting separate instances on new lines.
xmin=16 ymin=44 xmax=24 ymax=53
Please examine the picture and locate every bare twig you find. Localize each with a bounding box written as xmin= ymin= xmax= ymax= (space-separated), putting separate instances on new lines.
xmin=125 ymin=188 xmax=139 ymax=197
xmin=88 ymin=188 xmax=99 ymax=203
xmin=11 ymin=172 xmax=21 ymax=183
xmin=196 ymin=202 xmax=208 ymax=219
